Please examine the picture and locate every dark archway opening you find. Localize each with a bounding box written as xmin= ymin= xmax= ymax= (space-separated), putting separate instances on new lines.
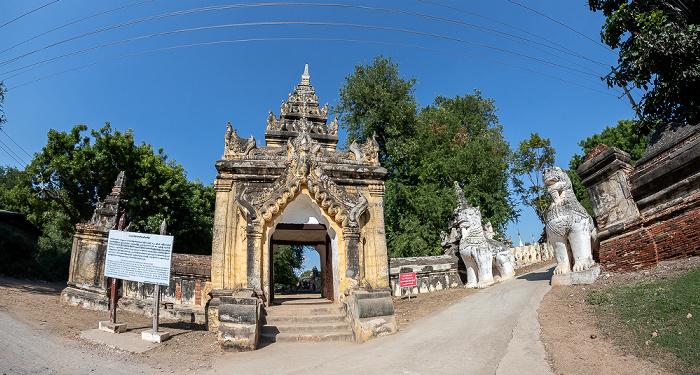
xmin=269 ymin=223 xmax=334 ymax=305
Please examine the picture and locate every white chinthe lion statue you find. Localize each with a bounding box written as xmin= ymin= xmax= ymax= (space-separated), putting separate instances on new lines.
xmin=543 ymin=166 xmax=599 ymax=274
xmin=446 ymin=182 xmax=515 ymax=288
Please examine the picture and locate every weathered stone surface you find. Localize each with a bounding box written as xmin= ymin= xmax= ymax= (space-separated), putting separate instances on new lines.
xmin=577 ymin=122 xmax=700 ymax=272
xmin=211 ymin=66 xmax=391 ymax=308
xmin=141 ymin=330 xmax=170 ymax=343
xmin=389 ymin=255 xmax=463 ymax=296
xmin=444 ymin=182 xmax=515 ymax=288
xmin=98 ymin=321 xmax=127 ymax=333
xmin=344 ymin=290 xmax=397 ymax=342
xmin=550 ymin=265 xmax=601 ymax=286
xmin=577 ymin=145 xmax=639 ymax=231
xmin=544 ymin=166 xmax=599 ymax=277
xmin=587 ymin=124 xmax=700 ymax=271
xmin=217 ymin=295 xmax=262 ymax=351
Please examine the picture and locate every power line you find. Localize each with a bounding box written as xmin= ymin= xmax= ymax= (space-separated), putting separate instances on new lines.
xmin=0 ymin=2 xmax=610 ymax=74
xmin=504 ymin=0 xmax=613 ymax=52
xmin=0 ymin=0 xmax=157 ymax=56
xmin=0 ymin=137 xmax=27 ymax=166
xmin=417 ymin=0 xmax=606 ymax=66
xmin=0 ymin=21 xmax=602 ymax=80
xmin=6 ymin=37 xmax=617 ymax=96
xmin=0 ymin=129 xmax=33 ymax=158
xmin=0 ymin=0 xmax=61 ymax=30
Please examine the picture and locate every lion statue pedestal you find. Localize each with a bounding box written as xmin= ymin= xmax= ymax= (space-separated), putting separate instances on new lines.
xmin=544 ymin=166 xmax=601 ymax=286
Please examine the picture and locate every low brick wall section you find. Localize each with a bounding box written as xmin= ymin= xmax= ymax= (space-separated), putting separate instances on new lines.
xmin=122 ymin=253 xmax=212 ymax=308
xmin=578 ymin=122 xmax=700 ymax=271
xmin=389 ymin=255 xmax=465 ymax=296
xmin=389 ymin=246 xmax=554 ymax=296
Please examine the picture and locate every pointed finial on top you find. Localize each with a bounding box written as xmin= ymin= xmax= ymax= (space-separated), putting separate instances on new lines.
xmin=301 ymin=64 xmax=310 ymax=84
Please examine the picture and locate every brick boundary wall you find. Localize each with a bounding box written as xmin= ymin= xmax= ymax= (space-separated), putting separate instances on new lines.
xmin=579 ymin=122 xmax=700 ymax=272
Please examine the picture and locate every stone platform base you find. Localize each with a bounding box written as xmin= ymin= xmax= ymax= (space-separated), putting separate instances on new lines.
xmin=99 ymin=321 xmax=127 ymax=333
xmin=141 ymin=330 xmax=170 ymax=343
xmin=551 ymin=265 xmax=601 ymax=286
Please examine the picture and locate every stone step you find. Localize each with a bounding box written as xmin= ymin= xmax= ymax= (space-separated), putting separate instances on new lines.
xmin=259 ymin=330 xmax=353 ymax=343
xmin=264 ymin=312 xmax=347 ymax=325
xmin=262 ymin=321 xmax=351 ymax=334
xmin=264 ymin=304 xmax=345 ymax=317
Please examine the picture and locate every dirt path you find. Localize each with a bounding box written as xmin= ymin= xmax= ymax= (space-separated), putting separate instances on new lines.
xmin=2 ymin=258 xmax=690 ymax=374
xmin=205 ymin=266 xmax=555 ymax=375
xmin=538 ymin=256 xmax=700 ymax=375
xmin=0 ymin=310 xmax=153 ymax=375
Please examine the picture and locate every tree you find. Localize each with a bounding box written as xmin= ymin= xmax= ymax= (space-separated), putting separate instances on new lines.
xmin=568 ymin=119 xmax=649 ymax=215
xmin=331 ymin=55 xmax=418 ymax=174
xmin=385 ymin=92 xmax=517 ymax=257
xmin=273 ymin=245 xmax=304 ymax=288
xmin=588 ymin=0 xmax=700 ymax=132
xmin=511 ymin=133 xmax=556 ymax=225
xmin=21 ymin=123 xmax=215 ymax=254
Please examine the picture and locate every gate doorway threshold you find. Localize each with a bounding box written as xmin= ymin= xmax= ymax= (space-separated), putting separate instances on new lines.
xmin=271 ymin=294 xmax=333 ymax=305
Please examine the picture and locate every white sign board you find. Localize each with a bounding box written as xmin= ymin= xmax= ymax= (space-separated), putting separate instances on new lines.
xmin=105 ymin=230 xmax=174 ymax=286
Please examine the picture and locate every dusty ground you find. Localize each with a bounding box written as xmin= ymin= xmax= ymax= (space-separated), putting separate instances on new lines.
xmin=539 ymin=256 xmax=700 ymax=375
xmin=1 ymin=258 xmax=694 ymax=374
xmin=0 ymin=278 xmax=223 ymax=373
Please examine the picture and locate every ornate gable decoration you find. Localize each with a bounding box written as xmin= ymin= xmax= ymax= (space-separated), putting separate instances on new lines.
xmin=224 ymin=122 xmax=256 ymax=158
xmin=240 ymin=132 xmax=368 ymax=228
xmin=265 ymin=64 xmax=338 ymax=138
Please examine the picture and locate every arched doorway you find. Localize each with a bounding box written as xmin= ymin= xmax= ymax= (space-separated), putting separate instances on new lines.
xmin=267 ymin=194 xmax=338 ymax=303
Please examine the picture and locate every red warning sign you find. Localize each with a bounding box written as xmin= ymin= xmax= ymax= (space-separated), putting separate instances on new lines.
xmin=399 ymin=272 xmax=417 ymax=287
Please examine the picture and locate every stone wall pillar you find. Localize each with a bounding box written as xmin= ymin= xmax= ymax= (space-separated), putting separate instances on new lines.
xmin=211 ymin=179 xmax=233 ymax=290
xmin=577 ymin=144 xmax=639 ymax=234
xmin=343 ymin=226 xmax=361 ymax=292
xmin=368 ymin=184 xmax=390 ymax=289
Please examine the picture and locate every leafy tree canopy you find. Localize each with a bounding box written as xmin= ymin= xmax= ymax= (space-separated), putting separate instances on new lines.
xmin=589 ymin=0 xmax=700 ymax=132
xmin=334 ymin=56 xmax=517 ymax=257
xmin=511 ymin=133 xmax=556 ymax=225
xmin=273 ymin=245 xmax=305 ymax=287
xmin=10 ymin=123 xmax=215 ymax=256
xmin=331 ymin=55 xmax=418 ymax=174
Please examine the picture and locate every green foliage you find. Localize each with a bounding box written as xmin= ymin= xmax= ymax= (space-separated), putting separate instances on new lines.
xmin=386 ymin=92 xmax=516 ymax=257
xmin=334 ymin=56 xmax=516 ymax=257
xmin=331 ymin=55 xmax=418 ymax=174
xmin=568 ymin=119 xmax=649 ymax=215
xmin=22 ymin=123 xmax=215 ymax=255
xmin=0 ymin=122 xmax=216 ymax=281
xmin=588 ymin=267 xmax=700 ymax=371
xmin=511 ymin=133 xmax=556 ymax=225
xmin=588 ymin=0 xmax=700 ymax=132
xmin=273 ymin=245 xmax=305 ymax=287
xmin=299 ymin=269 xmax=312 ymax=278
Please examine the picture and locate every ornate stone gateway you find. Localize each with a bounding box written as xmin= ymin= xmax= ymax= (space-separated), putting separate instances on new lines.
xmin=210 ymin=66 xmax=395 ymax=349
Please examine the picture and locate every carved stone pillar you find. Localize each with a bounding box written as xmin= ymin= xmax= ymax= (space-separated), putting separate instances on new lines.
xmin=211 ymin=179 xmax=233 ymax=290
xmin=368 ymin=184 xmax=390 ymax=289
xmin=577 ymin=144 xmax=639 ymax=235
xmin=343 ymin=226 xmax=361 ymax=290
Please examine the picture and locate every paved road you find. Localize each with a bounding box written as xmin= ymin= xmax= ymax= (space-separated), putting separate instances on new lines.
xmin=206 ymin=265 xmax=555 ymax=375
xmin=0 ymin=309 xmax=153 ymax=375
xmin=0 ymin=265 xmax=554 ymax=375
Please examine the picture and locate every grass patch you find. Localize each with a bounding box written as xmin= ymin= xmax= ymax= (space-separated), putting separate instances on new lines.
xmin=588 ymin=267 xmax=700 ymax=373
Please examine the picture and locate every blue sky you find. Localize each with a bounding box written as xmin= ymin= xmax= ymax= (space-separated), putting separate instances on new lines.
xmin=1 ymin=0 xmax=638 ymax=251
